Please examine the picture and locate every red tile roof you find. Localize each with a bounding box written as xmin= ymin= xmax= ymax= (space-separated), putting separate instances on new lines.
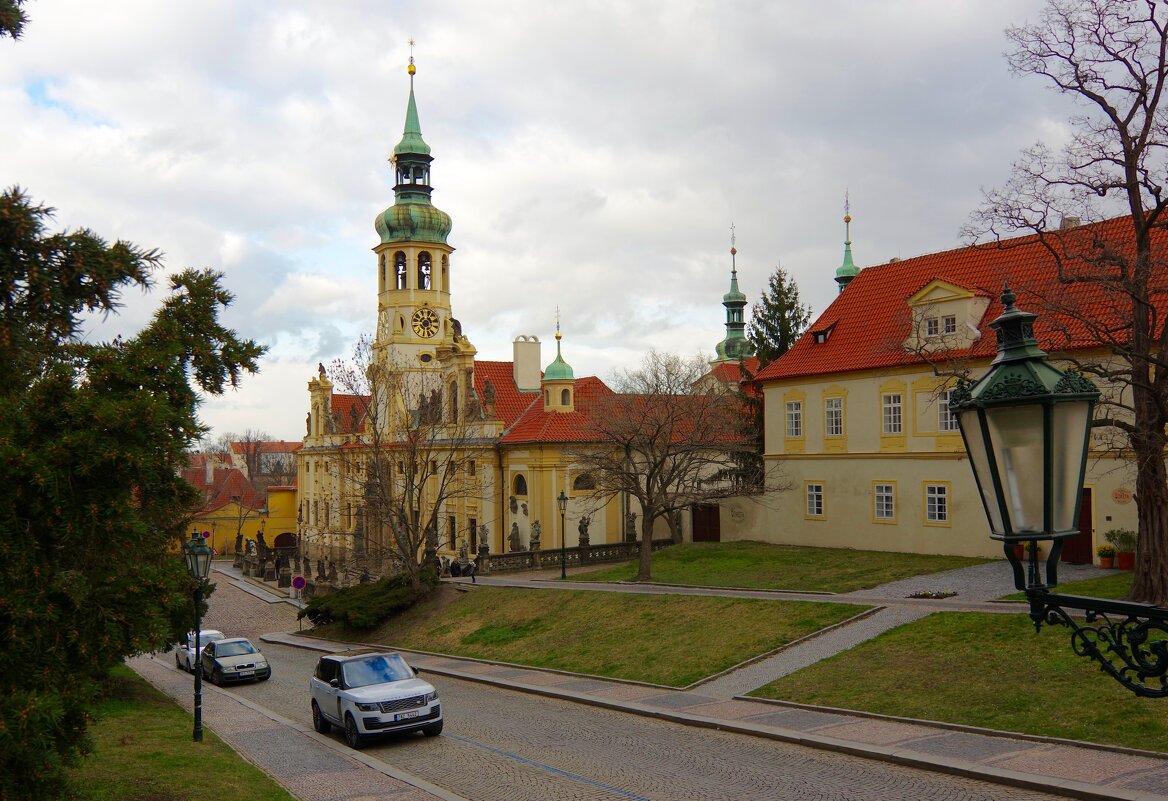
xmin=501 ymin=376 xmax=617 ymax=444
xmin=331 ymin=394 xmax=370 ymax=434
xmin=182 ymin=466 xmax=267 ymax=514
xmin=755 ymin=217 xmax=1168 ymax=382
xmin=473 ymin=361 xmax=540 ymax=428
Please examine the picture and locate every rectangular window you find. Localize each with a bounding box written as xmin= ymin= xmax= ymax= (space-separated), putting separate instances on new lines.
xmin=806 ymin=483 xmax=824 ymax=517
xmin=875 ymin=483 xmax=895 ymax=521
xmin=926 ymin=484 xmax=948 ymax=523
xmin=447 ymin=515 xmax=457 ymax=549
xmin=942 ymin=315 xmax=957 ymax=334
xmin=925 ymin=317 xmax=939 ymax=337
xmin=939 ymin=390 xmax=960 ymax=432
xmin=785 ymin=401 xmax=803 ymax=438
xmin=468 ymin=459 xmax=477 ymax=476
xmin=881 ymin=393 xmax=903 ymax=434
xmin=825 ymin=397 xmax=843 ymax=436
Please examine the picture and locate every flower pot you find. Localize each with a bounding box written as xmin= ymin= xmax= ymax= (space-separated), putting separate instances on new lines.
xmin=1098 ymin=556 xmax=1114 ymax=569
xmin=1117 ymin=551 xmax=1135 ymax=570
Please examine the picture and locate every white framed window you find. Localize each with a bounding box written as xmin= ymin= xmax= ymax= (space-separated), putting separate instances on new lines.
xmin=825 ymin=397 xmax=843 ymax=436
xmin=926 ymin=484 xmax=949 ymax=523
xmin=925 ymin=317 xmax=939 ymax=337
xmin=942 ymin=315 xmax=957 ymax=335
xmin=939 ymin=389 xmax=960 ymax=432
xmin=785 ymin=401 xmax=803 ymax=438
xmin=875 ymin=483 xmax=895 ymax=521
xmin=806 ymin=483 xmax=824 ymax=517
xmin=881 ymin=393 xmax=903 ymax=434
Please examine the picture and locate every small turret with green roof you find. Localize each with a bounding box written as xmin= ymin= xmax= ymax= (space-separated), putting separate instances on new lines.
xmin=713 ymin=228 xmax=755 ymax=363
xmin=374 ymin=54 xmax=452 ymax=246
xmin=543 ymin=326 xmax=575 ymax=381
xmin=834 ymin=194 xmax=860 ymax=293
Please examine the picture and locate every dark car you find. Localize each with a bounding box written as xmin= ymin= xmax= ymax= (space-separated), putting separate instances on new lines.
xmin=200 ymin=637 xmax=271 ymax=685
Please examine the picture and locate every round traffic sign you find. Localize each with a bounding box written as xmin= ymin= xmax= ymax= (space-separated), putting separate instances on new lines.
xmin=292 ymin=575 xmax=306 ymax=590
xmin=202 ymin=530 xmax=211 ymax=539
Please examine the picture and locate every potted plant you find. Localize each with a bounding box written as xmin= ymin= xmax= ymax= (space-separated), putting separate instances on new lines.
xmin=1104 ymin=528 xmax=1137 ymax=570
xmin=1096 ymin=543 xmax=1116 ymax=569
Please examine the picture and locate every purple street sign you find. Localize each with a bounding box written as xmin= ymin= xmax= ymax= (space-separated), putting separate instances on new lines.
xmin=292 ymin=575 xmax=306 ymax=590
xmin=202 ymin=530 xmax=211 ymax=539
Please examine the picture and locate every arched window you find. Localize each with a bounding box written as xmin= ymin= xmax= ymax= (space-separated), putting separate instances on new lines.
xmin=379 ymin=253 xmax=386 ymax=291
xmin=513 ymin=474 xmax=528 ymax=495
xmin=544 ymin=390 xmax=549 ymax=405
xmin=561 ymin=388 xmax=570 ymax=405
xmin=449 ymin=381 xmax=459 ymax=421
xmin=418 ymin=251 xmax=432 ymax=290
xmin=394 ymin=252 xmax=407 ymax=289
xmin=573 ymin=473 xmax=596 ymax=491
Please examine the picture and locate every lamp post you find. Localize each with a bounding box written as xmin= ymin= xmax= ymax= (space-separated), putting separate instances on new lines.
xmin=557 ymin=491 xmax=569 ymax=580
xmin=952 ymin=287 xmax=1168 ymax=697
xmin=182 ymin=531 xmax=214 ymax=740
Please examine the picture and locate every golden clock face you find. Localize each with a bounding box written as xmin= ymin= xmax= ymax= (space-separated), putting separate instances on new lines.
xmin=412 ymin=308 xmax=440 ymax=338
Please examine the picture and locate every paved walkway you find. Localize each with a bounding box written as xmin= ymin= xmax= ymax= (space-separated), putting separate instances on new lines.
xmin=151 ymin=560 xmax=1168 ymax=801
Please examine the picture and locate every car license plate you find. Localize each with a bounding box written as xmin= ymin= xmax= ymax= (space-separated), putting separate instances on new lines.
xmin=238 ymin=669 xmax=255 ymax=677
xmin=394 ymin=709 xmax=421 ymax=721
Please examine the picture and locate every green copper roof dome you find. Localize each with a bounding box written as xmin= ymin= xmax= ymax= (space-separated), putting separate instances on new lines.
xmin=373 ymin=58 xmax=452 ymax=245
xmin=835 ymin=202 xmax=860 ymax=292
xmin=543 ymin=330 xmax=575 ymax=381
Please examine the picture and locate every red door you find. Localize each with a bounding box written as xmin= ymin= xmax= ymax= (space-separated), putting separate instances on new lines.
xmin=1061 ymin=488 xmax=1093 ymax=564
xmin=691 ymin=504 xmax=721 ymax=543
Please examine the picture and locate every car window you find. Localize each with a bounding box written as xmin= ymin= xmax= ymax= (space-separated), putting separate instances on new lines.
xmin=215 ymin=641 xmax=258 ymax=657
xmin=316 ymin=659 xmax=338 ymax=683
xmin=341 ymin=654 xmax=413 ymax=688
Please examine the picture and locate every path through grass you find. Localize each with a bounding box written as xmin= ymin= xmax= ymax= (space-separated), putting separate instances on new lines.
xmin=318 ymin=585 xmax=867 ymax=687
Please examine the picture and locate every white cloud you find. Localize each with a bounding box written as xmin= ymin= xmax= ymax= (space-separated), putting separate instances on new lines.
xmin=2 ymin=0 xmax=1059 ymax=440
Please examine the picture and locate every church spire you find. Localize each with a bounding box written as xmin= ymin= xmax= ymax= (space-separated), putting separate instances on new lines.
xmin=713 ymin=224 xmax=755 ymax=363
xmin=834 ymin=192 xmax=860 ymax=293
xmin=375 ymin=46 xmax=452 ymax=245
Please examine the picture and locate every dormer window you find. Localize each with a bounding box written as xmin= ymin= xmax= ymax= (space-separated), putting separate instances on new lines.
xmin=942 ymin=315 xmax=957 ymax=334
xmin=925 ymin=317 xmax=939 ymax=337
xmin=810 ymin=322 xmax=835 ymax=344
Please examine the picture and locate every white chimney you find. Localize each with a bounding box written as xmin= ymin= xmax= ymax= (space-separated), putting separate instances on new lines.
xmin=513 ymin=335 xmax=542 ymax=391
xmin=205 ymin=459 xmax=214 ymax=485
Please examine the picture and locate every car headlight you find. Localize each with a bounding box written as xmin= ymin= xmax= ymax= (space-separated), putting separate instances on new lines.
xmin=425 ymin=690 xmax=439 ymax=703
xmin=356 ymin=702 xmax=380 ymax=711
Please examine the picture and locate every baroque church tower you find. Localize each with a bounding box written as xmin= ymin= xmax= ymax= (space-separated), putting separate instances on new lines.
xmin=713 ymin=230 xmax=755 ymax=364
xmin=372 ymin=55 xmax=456 ymax=370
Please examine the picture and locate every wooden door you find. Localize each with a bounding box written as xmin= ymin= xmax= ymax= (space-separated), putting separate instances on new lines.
xmin=1061 ymin=488 xmax=1093 ymax=564
xmin=691 ymin=504 xmax=721 ymax=543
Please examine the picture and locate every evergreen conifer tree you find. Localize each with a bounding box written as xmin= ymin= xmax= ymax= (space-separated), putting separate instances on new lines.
xmin=747 ymin=265 xmax=811 ymax=369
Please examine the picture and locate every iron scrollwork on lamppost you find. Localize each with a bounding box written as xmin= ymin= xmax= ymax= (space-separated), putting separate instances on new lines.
xmin=951 ymin=286 xmax=1168 ymax=698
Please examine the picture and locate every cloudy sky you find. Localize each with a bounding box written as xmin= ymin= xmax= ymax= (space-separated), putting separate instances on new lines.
xmin=2 ymin=0 xmax=1064 ymax=441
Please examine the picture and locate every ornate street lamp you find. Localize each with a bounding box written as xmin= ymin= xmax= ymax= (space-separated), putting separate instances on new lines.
xmin=557 ymin=491 xmax=569 ymax=580
xmin=182 ymin=531 xmax=214 ymax=741
xmin=952 ymin=287 xmax=1168 ymax=697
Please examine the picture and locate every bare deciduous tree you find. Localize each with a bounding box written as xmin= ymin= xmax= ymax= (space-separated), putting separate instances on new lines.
xmin=968 ymin=0 xmax=1168 ymax=603
xmin=569 ymin=351 xmax=757 ymax=582
xmin=327 ymin=335 xmax=480 ymax=589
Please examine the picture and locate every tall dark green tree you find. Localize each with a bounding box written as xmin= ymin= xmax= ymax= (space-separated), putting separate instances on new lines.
xmin=0 ymin=188 xmax=264 ymax=801
xmin=723 ymin=266 xmax=811 ymax=488
xmin=0 ymin=0 xmax=27 ymax=39
xmin=747 ymin=265 xmax=811 ymax=370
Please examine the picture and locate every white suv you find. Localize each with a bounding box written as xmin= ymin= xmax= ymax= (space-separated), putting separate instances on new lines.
xmin=175 ymin=629 xmax=224 ymax=673
xmin=309 ymin=650 xmax=442 ymax=748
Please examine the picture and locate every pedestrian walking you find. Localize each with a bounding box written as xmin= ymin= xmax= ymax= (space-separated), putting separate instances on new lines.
xmin=465 ymin=559 xmax=477 ymax=584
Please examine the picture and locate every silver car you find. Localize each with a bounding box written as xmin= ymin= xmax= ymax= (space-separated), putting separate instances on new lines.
xmin=309 ymin=650 xmax=442 ymax=748
xmin=175 ymin=629 xmax=224 ymax=673
xmin=200 ymin=637 xmax=271 ymax=685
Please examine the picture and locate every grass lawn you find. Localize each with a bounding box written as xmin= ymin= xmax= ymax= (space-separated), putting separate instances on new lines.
xmin=750 ymin=611 xmax=1168 ymax=752
xmin=572 ymin=541 xmax=990 ymax=593
xmin=68 ymin=665 xmax=295 ymax=801
xmin=315 ymin=585 xmax=867 ymax=687
xmin=1002 ymin=570 xmax=1133 ymax=601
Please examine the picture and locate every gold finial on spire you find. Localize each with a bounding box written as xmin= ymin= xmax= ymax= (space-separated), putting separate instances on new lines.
xmin=407 ymin=38 xmax=416 ymax=75
xmin=555 ymin=306 xmax=562 ymax=341
xmin=844 ymin=190 xmax=852 ymax=224
xmin=729 ymin=222 xmax=737 ymax=257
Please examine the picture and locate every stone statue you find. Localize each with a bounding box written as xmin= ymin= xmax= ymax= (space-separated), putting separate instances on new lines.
xmin=327 ymin=559 xmax=337 ymax=582
xmin=625 ymin=512 xmax=637 ymax=541
xmin=521 ymin=502 xmax=528 ymax=516
xmin=458 ymin=538 xmax=469 ymax=564
xmin=509 ymin=496 xmax=518 ymax=514
xmin=578 ymin=515 xmax=591 ymax=548
xmin=483 ymin=379 xmax=496 ymax=405
xmin=234 ymin=533 xmax=244 ymax=554
xmin=508 ymin=522 xmax=522 ymax=552
xmin=306 ymin=412 xmax=311 ymax=434
xmin=318 ymin=362 xmax=326 ymax=379
xmin=530 ymin=521 xmax=541 ymax=550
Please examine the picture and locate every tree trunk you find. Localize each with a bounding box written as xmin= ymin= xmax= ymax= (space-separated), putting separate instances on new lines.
xmin=634 ymin=514 xmax=654 ymax=582
xmin=1129 ymin=426 xmax=1168 ymax=605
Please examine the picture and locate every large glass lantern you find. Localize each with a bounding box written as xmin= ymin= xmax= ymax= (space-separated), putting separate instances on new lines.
xmin=183 ymin=531 xmax=213 ymax=580
xmin=950 ymin=288 xmax=1098 ymax=588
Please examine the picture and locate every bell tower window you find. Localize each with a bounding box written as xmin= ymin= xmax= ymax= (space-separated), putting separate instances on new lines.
xmin=418 ymin=252 xmax=432 ymax=290
xmin=395 ymin=252 xmax=407 ymax=289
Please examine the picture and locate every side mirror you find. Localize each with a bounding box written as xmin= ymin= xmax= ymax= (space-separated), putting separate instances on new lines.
xmin=412 ymin=666 xmax=419 ymax=676
xmin=329 ymin=678 xmax=339 ymax=688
